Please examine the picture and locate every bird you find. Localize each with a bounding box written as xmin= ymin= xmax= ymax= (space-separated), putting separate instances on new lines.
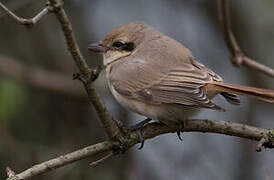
xmin=88 ymin=22 xmax=274 ymax=146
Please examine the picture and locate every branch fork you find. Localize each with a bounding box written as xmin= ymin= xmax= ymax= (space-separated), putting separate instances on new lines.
xmin=0 ymin=2 xmax=51 ymax=27
xmin=230 ymin=52 xmax=244 ymax=67
xmin=73 ymin=65 xmax=103 ymax=83
xmin=218 ymin=0 xmax=274 ymax=77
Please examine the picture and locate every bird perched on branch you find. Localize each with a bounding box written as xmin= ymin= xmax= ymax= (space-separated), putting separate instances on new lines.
xmin=88 ymin=22 xmax=274 ymax=147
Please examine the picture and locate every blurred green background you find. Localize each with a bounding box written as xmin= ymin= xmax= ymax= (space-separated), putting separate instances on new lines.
xmin=0 ymin=0 xmax=274 ymax=180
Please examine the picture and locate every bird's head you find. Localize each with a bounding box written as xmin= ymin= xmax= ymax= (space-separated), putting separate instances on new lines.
xmin=88 ymin=22 xmax=154 ymax=66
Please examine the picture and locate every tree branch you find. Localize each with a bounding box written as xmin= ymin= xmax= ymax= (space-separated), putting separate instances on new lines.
xmin=217 ymin=0 xmax=274 ymax=77
xmin=0 ymin=1 xmax=33 ymax=18
xmin=0 ymin=54 xmax=85 ymax=98
xmin=6 ymin=119 xmax=274 ymax=180
xmin=89 ymin=151 xmax=114 ymax=167
xmin=6 ymin=141 xmax=114 ymax=180
xmin=47 ymin=0 xmax=122 ymax=140
xmin=0 ymin=2 xmax=50 ymax=27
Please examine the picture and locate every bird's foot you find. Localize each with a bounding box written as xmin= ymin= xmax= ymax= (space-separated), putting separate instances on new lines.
xmin=176 ymin=120 xmax=185 ymax=141
xmin=128 ymin=118 xmax=152 ymax=149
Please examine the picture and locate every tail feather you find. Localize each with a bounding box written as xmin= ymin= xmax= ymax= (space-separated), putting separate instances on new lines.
xmin=204 ymin=82 xmax=274 ymax=103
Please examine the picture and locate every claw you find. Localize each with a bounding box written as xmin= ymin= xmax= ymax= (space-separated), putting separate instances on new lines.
xmin=176 ymin=121 xmax=185 ymax=141
xmin=137 ymin=130 xmax=145 ymax=149
xmin=176 ymin=131 xmax=183 ymax=141
xmin=129 ymin=118 xmax=152 ymax=150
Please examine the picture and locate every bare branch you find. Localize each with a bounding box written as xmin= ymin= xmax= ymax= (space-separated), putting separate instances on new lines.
xmin=89 ymin=151 xmax=114 ymax=167
xmin=0 ymin=54 xmax=85 ymax=98
xmin=256 ymin=137 xmax=267 ymax=152
xmin=7 ymin=141 xmax=114 ymax=180
xmin=47 ymin=0 xmax=122 ymax=140
xmin=6 ymin=119 xmax=274 ymax=180
xmin=218 ymin=0 xmax=274 ymax=77
xmin=137 ymin=120 xmax=273 ymax=146
xmin=0 ymin=0 xmax=34 ymax=18
xmin=0 ymin=2 xmax=50 ymax=26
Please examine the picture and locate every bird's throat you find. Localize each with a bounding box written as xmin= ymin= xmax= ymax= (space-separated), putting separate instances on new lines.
xmin=103 ymin=51 xmax=131 ymax=66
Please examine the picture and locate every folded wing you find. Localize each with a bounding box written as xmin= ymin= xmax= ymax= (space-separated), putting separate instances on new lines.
xmin=110 ymin=57 xmax=226 ymax=111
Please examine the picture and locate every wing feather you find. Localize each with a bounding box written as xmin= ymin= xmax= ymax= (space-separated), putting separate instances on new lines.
xmin=109 ymin=53 xmax=224 ymax=110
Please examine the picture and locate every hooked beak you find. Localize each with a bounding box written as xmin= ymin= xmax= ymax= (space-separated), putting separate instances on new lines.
xmin=88 ymin=43 xmax=109 ymax=53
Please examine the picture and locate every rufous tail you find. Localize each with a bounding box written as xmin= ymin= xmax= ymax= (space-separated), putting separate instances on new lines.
xmin=204 ymin=82 xmax=274 ymax=103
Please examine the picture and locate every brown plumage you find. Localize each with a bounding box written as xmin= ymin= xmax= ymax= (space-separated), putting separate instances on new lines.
xmin=88 ymin=22 xmax=274 ymax=124
xmin=204 ymin=82 xmax=274 ymax=103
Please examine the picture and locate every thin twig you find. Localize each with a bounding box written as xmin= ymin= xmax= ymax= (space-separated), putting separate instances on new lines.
xmin=218 ymin=0 xmax=274 ymax=77
xmin=256 ymin=137 xmax=267 ymax=152
xmin=0 ymin=0 xmax=33 ymax=18
xmin=90 ymin=65 xmax=103 ymax=82
xmin=0 ymin=2 xmax=50 ymax=26
xmin=47 ymin=0 xmax=122 ymax=140
xmin=89 ymin=151 xmax=114 ymax=167
xmin=6 ymin=119 xmax=274 ymax=180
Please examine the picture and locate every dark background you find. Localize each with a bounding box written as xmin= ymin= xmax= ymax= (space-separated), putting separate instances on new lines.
xmin=0 ymin=0 xmax=274 ymax=179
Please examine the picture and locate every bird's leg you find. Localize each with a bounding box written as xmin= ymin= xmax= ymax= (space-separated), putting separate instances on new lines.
xmin=176 ymin=120 xmax=185 ymax=141
xmin=137 ymin=130 xmax=145 ymax=149
xmin=128 ymin=118 xmax=152 ymax=149
xmin=176 ymin=131 xmax=183 ymax=141
xmin=128 ymin=118 xmax=152 ymax=131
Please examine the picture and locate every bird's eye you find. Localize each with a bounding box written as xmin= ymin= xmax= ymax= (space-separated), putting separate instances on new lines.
xmin=112 ymin=41 xmax=124 ymax=49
